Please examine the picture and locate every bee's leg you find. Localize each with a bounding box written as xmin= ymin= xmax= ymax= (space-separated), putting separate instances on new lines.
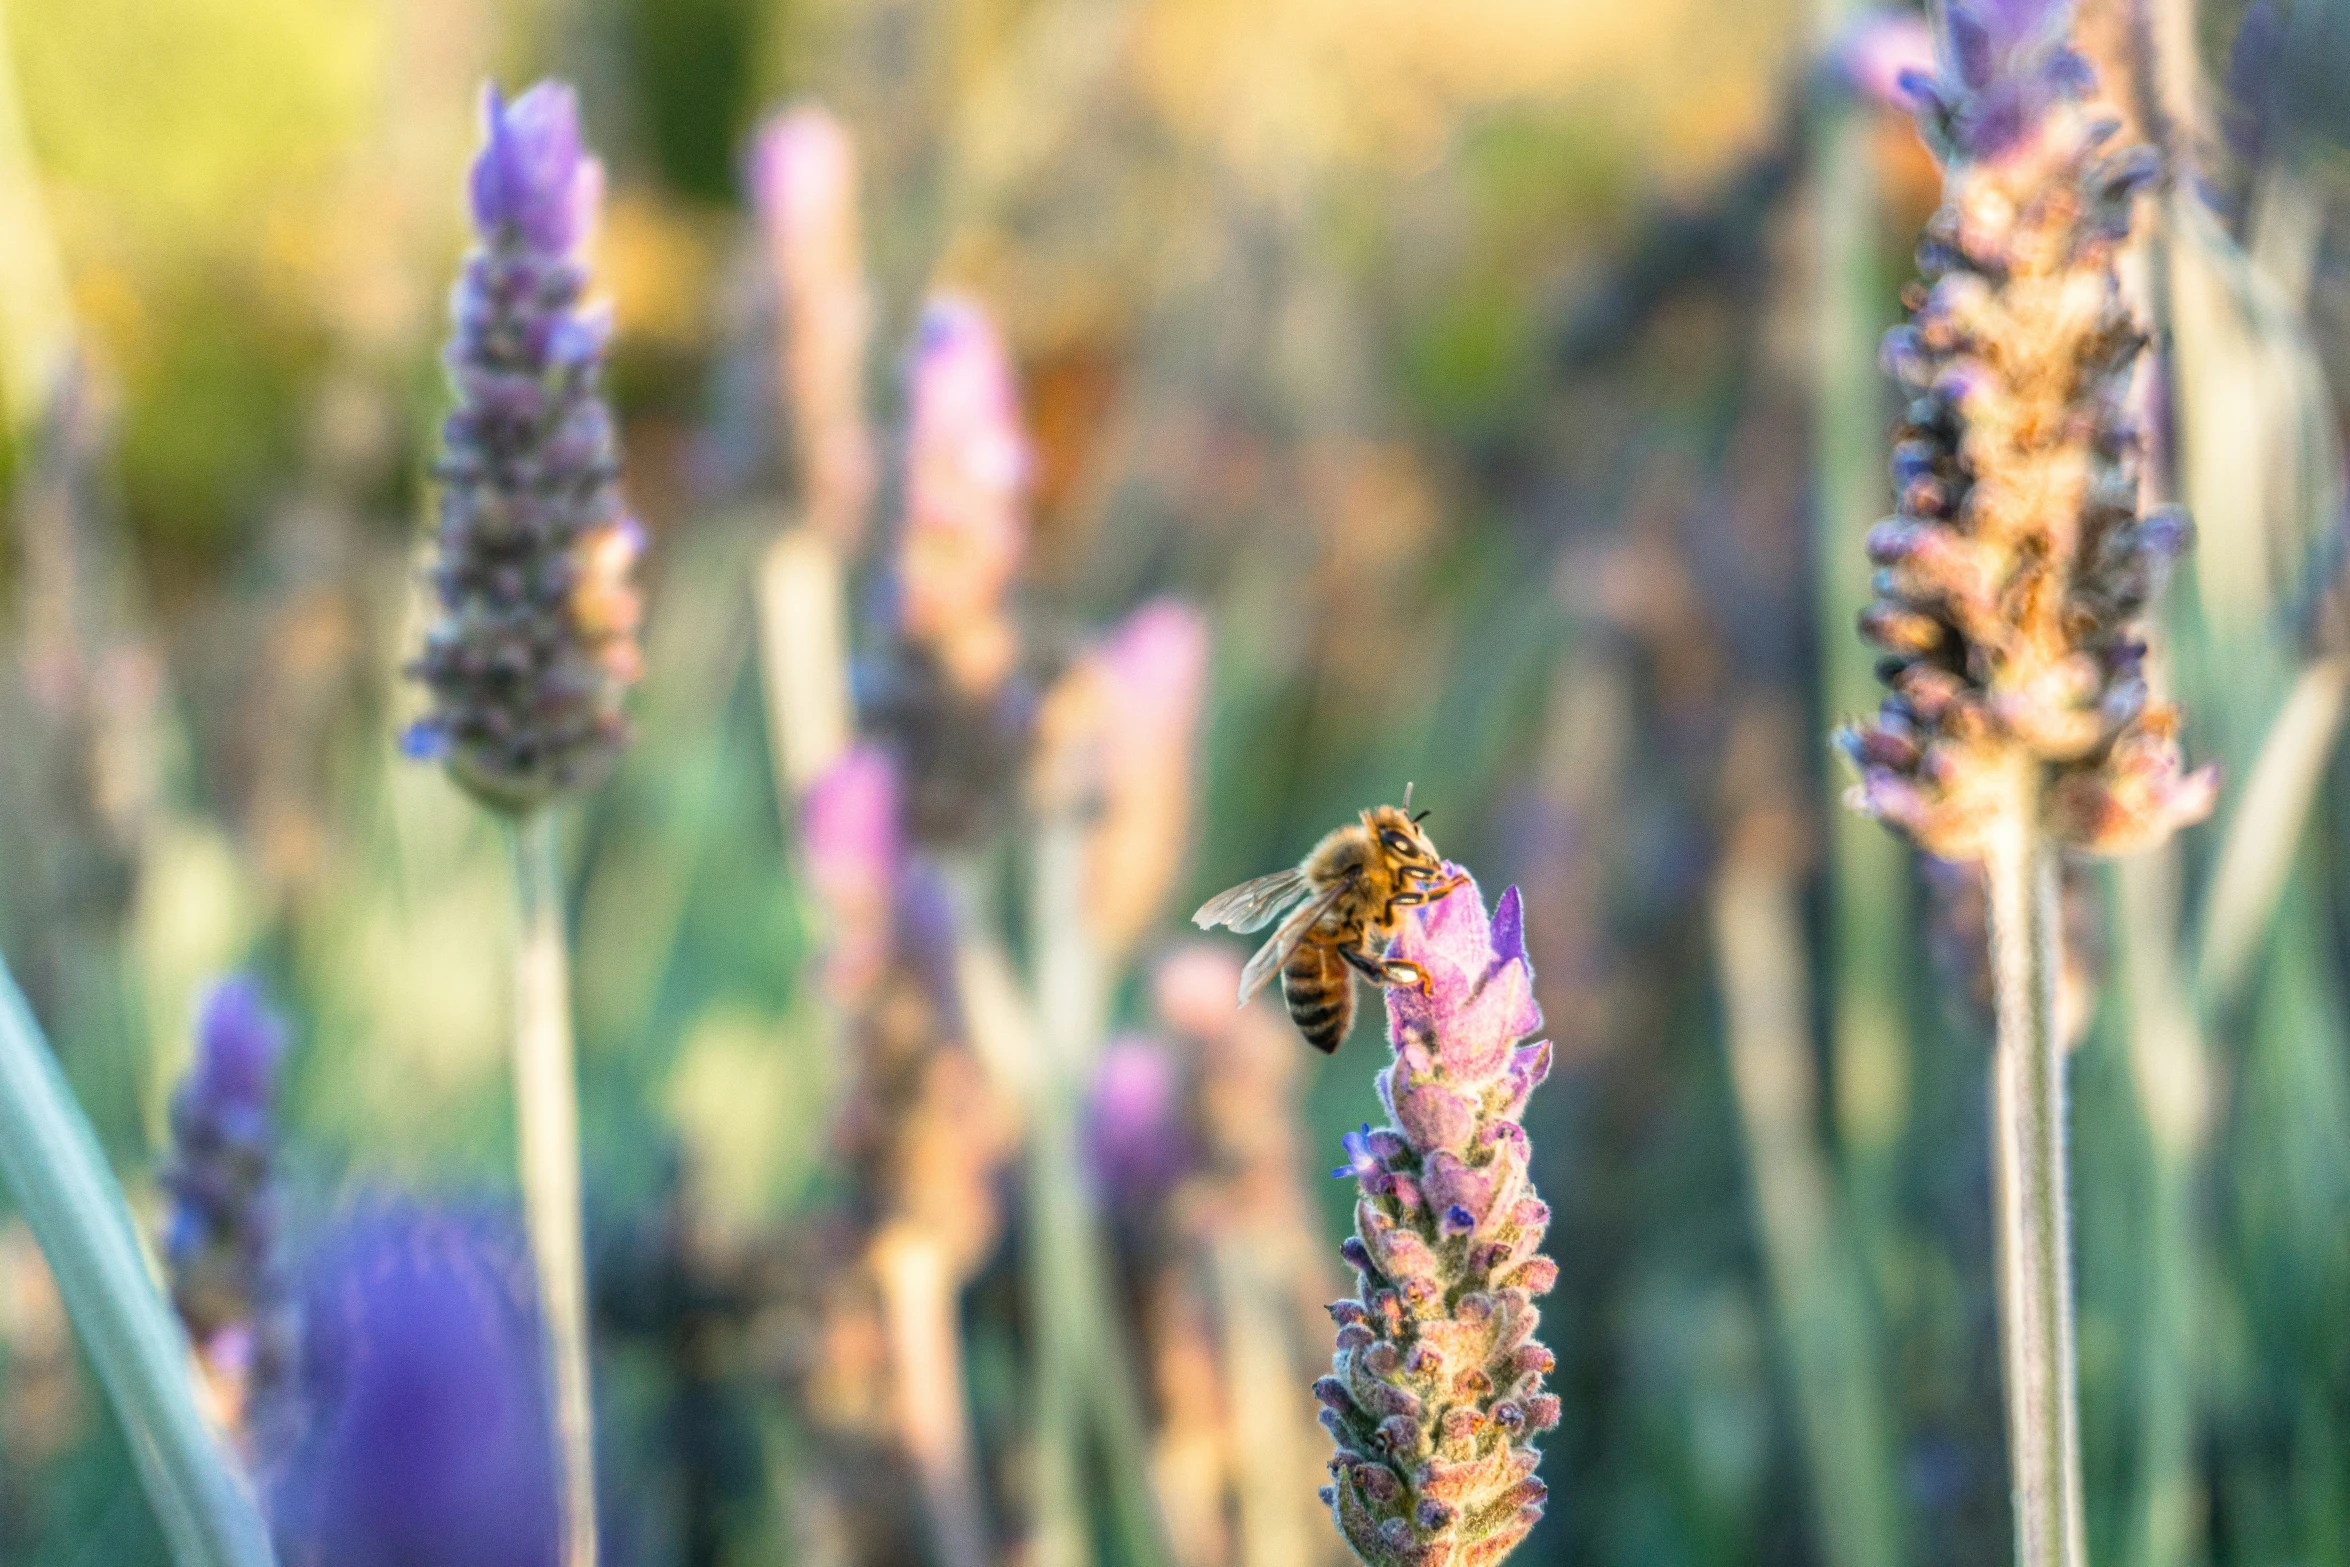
xmin=1337 ymin=946 xmax=1388 ymax=985
xmin=1378 ymin=957 xmax=1432 ymax=994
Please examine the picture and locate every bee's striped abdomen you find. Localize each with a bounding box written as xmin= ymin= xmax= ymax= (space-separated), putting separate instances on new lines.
xmin=1281 ymin=941 xmax=1355 ymax=1054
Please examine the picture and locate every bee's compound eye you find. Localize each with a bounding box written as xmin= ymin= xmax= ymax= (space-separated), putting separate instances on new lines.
xmin=1380 ymin=829 xmax=1414 ymax=856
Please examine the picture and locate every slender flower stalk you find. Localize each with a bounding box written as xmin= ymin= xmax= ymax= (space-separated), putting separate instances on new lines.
xmin=1028 ymin=710 xmax=1175 ymax=1567
xmin=405 ymin=81 xmax=642 ymax=1567
xmin=510 ymin=813 xmax=597 ymax=1567
xmin=1316 ymin=876 xmax=1558 ymax=1567
xmin=1840 ymin=7 xmax=2214 ymax=1563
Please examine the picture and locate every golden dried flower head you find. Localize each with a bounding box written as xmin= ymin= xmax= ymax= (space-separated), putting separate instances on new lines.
xmin=1840 ymin=18 xmax=2215 ymax=859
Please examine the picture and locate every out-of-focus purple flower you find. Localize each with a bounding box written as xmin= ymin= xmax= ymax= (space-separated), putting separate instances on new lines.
xmin=752 ymin=105 xmax=856 ymax=263
xmin=1901 ymin=0 xmax=2096 ymax=160
xmin=272 ymin=1203 xmax=561 ymax=1567
xmin=803 ymin=745 xmax=904 ymax=1004
xmin=162 ymin=977 xmax=289 ymax=1425
xmin=1084 ymin=1036 xmax=1192 ymax=1209
xmin=407 ymin=80 xmax=642 ymax=814
xmin=898 ymin=295 xmax=1028 ymax=697
xmin=1826 ymin=8 xmax=1938 ymax=113
xmin=751 ymin=103 xmax=875 ymax=552
xmin=187 ymin=978 xmax=285 ymax=1128
xmin=1316 ymin=876 xmax=1557 ymax=1566
xmin=469 ymin=83 xmax=599 ymax=254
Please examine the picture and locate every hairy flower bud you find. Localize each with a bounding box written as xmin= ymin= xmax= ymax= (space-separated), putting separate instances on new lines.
xmin=1323 ymin=877 xmax=1556 ymax=1567
xmin=405 ymin=81 xmax=643 ymax=813
xmin=1841 ymin=4 xmax=2214 ymax=859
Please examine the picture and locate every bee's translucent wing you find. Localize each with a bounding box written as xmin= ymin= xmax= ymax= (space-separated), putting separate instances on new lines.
xmin=1237 ymin=880 xmax=1352 ymax=1003
xmin=1193 ymin=867 xmax=1312 ymax=934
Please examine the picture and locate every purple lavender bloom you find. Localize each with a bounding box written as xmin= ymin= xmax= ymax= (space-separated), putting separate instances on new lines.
xmin=1084 ymin=1036 xmax=1193 ymax=1211
xmin=271 ymin=1203 xmax=561 ymax=1567
xmin=1902 ymin=0 xmax=2096 ymax=160
xmin=407 ymin=80 xmax=643 ymax=814
xmin=470 ymin=83 xmax=595 ymax=253
xmin=1334 ymin=1124 xmax=1381 ymax=1183
xmin=161 ymin=978 xmax=287 ymax=1358
xmin=1316 ymin=875 xmax=1558 ymax=1567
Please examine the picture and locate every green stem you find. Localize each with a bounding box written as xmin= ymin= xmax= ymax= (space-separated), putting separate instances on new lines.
xmin=509 ymin=810 xmax=598 ymax=1567
xmin=2112 ymin=848 xmax=2208 ymax=1567
xmin=1984 ymin=786 xmax=2086 ymax=1567
xmin=2195 ymin=658 xmax=2350 ymax=1006
xmin=1029 ymin=815 xmax=1172 ymax=1567
xmin=0 ymin=955 xmax=275 ymax=1567
xmin=1712 ymin=851 xmax=1901 ymax=1567
xmin=1812 ymin=76 xmax=1913 ymax=1204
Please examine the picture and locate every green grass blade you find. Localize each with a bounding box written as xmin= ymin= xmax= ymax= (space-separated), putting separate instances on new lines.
xmin=0 ymin=953 xmax=276 ymax=1567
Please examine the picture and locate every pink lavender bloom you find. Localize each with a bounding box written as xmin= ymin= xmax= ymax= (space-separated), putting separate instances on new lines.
xmin=751 ymin=104 xmax=876 ymax=551
xmin=751 ymin=108 xmax=857 ymax=287
xmin=897 ymin=295 xmax=1028 ymax=695
xmin=271 ymin=1203 xmax=560 ymax=1567
xmin=803 ymin=745 xmax=905 ymax=1004
xmin=1084 ymin=1036 xmax=1192 ymax=1211
xmin=1316 ymin=876 xmax=1557 ymax=1567
xmin=162 ymin=979 xmax=286 ymax=1369
xmin=1828 ymin=7 xmax=1938 ymax=113
xmin=406 ymin=81 xmax=643 ymax=814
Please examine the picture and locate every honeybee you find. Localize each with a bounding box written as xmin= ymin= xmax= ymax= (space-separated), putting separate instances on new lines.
xmin=1191 ymin=787 xmax=1466 ymax=1054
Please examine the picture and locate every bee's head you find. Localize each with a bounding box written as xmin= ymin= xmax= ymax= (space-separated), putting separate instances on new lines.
xmin=1363 ymin=803 xmax=1441 ymax=869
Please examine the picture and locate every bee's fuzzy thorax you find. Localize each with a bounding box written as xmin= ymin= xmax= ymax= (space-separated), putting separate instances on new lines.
xmin=1316 ymin=873 xmax=1557 ymax=1566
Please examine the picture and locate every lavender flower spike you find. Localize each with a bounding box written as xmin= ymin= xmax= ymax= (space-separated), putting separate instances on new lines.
xmin=408 ymin=81 xmax=643 ymax=814
xmin=161 ymin=977 xmax=289 ymax=1432
xmin=1318 ymin=875 xmax=1557 ymax=1567
xmin=1841 ymin=15 xmax=2214 ymax=859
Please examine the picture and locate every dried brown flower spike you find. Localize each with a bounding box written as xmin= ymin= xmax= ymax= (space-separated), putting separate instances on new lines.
xmin=1840 ymin=1 xmax=2215 ymax=860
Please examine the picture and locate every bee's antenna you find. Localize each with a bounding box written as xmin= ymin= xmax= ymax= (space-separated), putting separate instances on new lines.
xmin=1402 ymin=780 xmax=1415 ymax=811
xmin=1413 ymin=809 xmax=1431 ymax=824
